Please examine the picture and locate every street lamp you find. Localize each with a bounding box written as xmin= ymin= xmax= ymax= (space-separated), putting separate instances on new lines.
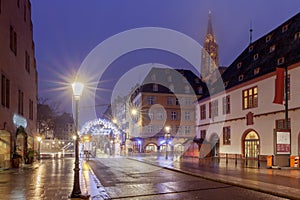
xmin=37 ymin=136 xmax=42 ymax=160
xmin=164 ymin=126 xmax=171 ymax=160
xmin=70 ymin=81 xmax=88 ymax=198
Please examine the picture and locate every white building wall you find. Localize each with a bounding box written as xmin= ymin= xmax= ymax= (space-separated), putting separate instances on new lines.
xmin=196 ymin=63 xmax=300 ymax=157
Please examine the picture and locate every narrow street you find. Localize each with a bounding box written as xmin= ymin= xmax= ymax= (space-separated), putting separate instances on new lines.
xmin=88 ymin=157 xmax=286 ymax=200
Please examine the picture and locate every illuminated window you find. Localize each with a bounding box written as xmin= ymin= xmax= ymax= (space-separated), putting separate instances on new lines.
xmin=248 ymin=45 xmax=253 ymax=52
xmin=238 ymin=75 xmax=244 ymax=81
xmin=171 ymin=111 xmax=177 ymax=120
xmin=270 ymin=45 xmax=276 ymax=53
xmin=254 ymin=68 xmax=260 ymax=75
xmin=184 ymin=111 xmax=191 ymax=121
xmin=277 ymin=57 xmax=285 ymax=65
xmin=242 ymin=86 xmax=258 ymax=109
xmin=209 ymin=99 xmax=218 ymax=118
xmin=294 ymin=32 xmax=300 ymax=40
xmin=223 ymin=127 xmax=231 ymax=145
xmin=222 ymin=95 xmax=230 ymax=114
xmin=200 ymin=104 xmax=206 ymax=120
xmin=237 ymin=62 xmax=242 ymax=69
xmin=200 ymin=130 xmax=206 ymax=139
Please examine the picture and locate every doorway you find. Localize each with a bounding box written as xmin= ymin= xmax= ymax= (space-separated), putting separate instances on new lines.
xmin=244 ymin=131 xmax=260 ymax=158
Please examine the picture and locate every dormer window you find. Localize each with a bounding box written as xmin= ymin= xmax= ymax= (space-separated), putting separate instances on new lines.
xmin=266 ymin=35 xmax=272 ymax=42
xmin=153 ymin=84 xmax=158 ymax=92
xmin=254 ymin=68 xmax=260 ymax=75
xmin=253 ymin=53 xmax=259 ymax=61
xmin=294 ymin=32 xmax=300 ymax=40
xmin=237 ymin=62 xmax=242 ymax=69
xmin=248 ymin=45 xmax=253 ymax=52
xmin=282 ymin=24 xmax=288 ymax=33
xmin=269 ymin=45 xmax=276 ymax=53
xmin=197 ymin=86 xmax=203 ymax=94
xmin=238 ymin=74 xmax=244 ymax=81
xmin=184 ymin=85 xmax=190 ymax=93
xmin=151 ymin=74 xmax=156 ymax=81
xmin=277 ymin=57 xmax=285 ymax=65
xmin=224 ymin=81 xmax=229 ymax=87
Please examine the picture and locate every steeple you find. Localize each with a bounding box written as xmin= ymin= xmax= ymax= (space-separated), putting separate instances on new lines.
xmin=201 ymin=11 xmax=219 ymax=83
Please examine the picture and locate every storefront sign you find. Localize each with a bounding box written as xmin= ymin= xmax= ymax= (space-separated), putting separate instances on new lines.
xmin=276 ymin=131 xmax=290 ymax=154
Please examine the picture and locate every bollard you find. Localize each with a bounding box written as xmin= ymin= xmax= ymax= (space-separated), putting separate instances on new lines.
xmin=235 ymin=154 xmax=238 ymax=166
xmin=226 ymin=153 xmax=228 ymax=165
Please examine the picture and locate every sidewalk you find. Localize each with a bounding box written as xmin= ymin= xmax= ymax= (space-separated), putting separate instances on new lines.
xmin=130 ymin=155 xmax=300 ymax=200
xmin=0 ymin=158 xmax=109 ymax=200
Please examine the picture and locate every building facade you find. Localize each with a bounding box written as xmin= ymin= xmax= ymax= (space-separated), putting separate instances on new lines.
xmin=196 ymin=13 xmax=300 ymax=164
xmin=129 ymin=67 xmax=205 ymax=154
xmin=0 ymin=0 xmax=37 ymax=168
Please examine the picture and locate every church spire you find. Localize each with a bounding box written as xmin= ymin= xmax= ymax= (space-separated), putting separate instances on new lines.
xmin=201 ymin=11 xmax=219 ymax=83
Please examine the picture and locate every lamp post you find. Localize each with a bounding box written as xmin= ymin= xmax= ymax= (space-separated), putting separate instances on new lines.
xmin=70 ymin=81 xmax=86 ymax=198
xmin=165 ymin=126 xmax=171 ymax=160
xmin=37 ymin=136 xmax=42 ymax=160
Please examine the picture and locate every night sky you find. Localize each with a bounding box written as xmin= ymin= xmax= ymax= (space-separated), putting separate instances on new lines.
xmin=31 ymin=0 xmax=300 ymax=114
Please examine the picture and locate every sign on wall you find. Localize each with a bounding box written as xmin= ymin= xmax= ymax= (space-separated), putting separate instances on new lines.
xmin=276 ymin=131 xmax=290 ymax=154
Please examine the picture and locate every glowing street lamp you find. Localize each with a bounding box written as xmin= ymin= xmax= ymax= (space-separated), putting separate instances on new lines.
xmin=37 ymin=136 xmax=42 ymax=160
xmin=70 ymin=81 xmax=88 ymax=198
xmin=164 ymin=126 xmax=171 ymax=160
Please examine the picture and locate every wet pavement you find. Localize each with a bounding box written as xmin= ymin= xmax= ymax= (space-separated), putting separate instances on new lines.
xmin=87 ymin=156 xmax=291 ymax=200
xmin=0 ymin=155 xmax=299 ymax=199
xmin=0 ymin=158 xmax=108 ymax=200
xmin=129 ymin=154 xmax=300 ymax=200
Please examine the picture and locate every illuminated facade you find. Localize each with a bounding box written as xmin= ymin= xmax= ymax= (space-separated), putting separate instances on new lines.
xmin=0 ymin=0 xmax=37 ymax=168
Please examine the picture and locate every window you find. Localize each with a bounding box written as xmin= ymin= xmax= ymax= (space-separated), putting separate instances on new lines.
xmin=254 ymin=68 xmax=260 ymax=75
xmin=184 ymin=85 xmax=190 ymax=93
xmin=152 ymin=84 xmax=158 ymax=92
xmin=167 ymin=97 xmax=174 ymax=105
xmin=238 ymin=74 xmax=244 ymax=81
xmin=171 ymin=111 xmax=177 ymax=120
xmin=169 ymin=84 xmax=174 ymax=92
xmin=275 ymin=118 xmax=291 ymax=130
xmin=200 ymin=130 xmax=206 ymax=140
xmin=175 ymin=98 xmax=179 ymax=105
xmin=222 ymin=96 xmax=230 ymax=114
xmin=10 ymin=26 xmax=17 ymax=55
xmin=237 ymin=62 xmax=242 ymax=69
xmin=295 ymin=32 xmax=300 ymax=40
xmin=25 ymin=51 xmax=30 ymax=73
xmin=0 ymin=0 xmax=2 ymax=14
xmin=266 ymin=35 xmax=271 ymax=42
xmin=282 ymin=24 xmax=288 ymax=33
xmin=253 ymin=53 xmax=259 ymax=61
xmin=29 ymin=99 xmax=33 ymax=120
xmin=157 ymin=111 xmax=164 ymax=120
xmin=277 ymin=57 xmax=285 ymax=65
xmin=18 ymin=90 xmax=24 ymax=115
xmin=209 ymin=99 xmax=218 ymax=118
xmin=197 ymin=86 xmax=203 ymax=94
xmin=24 ymin=4 xmax=26 ymax=21
xmin=243 ymin=86 xmax=258 ymax=109
xmin=184 ymin=126 xmax=191 ymax=135
xmin=270 ymin=45 xmax=276 ymax=53
xmin=1 ymin=74 xmax=10 ymax=108
xmin=223 ymin=127 xmax=231 ymax=145
xmin=200 ymin=104 xmax=206 ymax=120
xmin=184 ymin=111 xmax=190 ymax=121
xmin=147 ymin=96 xmax=155 ymax=105
xmin=184 ymin=98 xmax=191 ymax=105
xmin=248 ymin=45 xmax=253 ymax=52
xmin=17 ymin=0 xmax=20 ymax=7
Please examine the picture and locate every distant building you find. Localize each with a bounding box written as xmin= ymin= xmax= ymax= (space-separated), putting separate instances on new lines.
xmin=0 ymin=0 xmax=38 ymax=167
xmin=129 ymin=67 xmax=206 ymax=154
xmin=201 ymin=11 xmax=220 ymax=84
xmin=54 ymin=112 xmax=75 ymax=140
xmin=196 ymin=12 xmax=300 ymax=165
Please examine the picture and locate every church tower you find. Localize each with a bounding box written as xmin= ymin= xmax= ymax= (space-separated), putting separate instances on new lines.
xmin=201 ymin=11 xmax=219 ymax=83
